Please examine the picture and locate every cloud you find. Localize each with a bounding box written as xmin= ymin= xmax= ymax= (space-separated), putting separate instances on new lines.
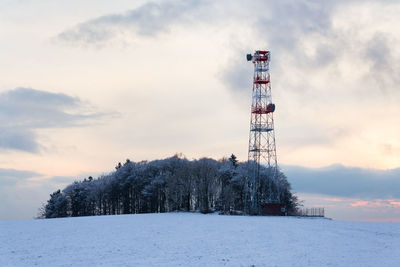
xmin=364 ymin=33 xmax=400 ymax=94
xmin=57 ymin=0 xmax=209 ymax=45
xmin=217 ymin=0 xmax=400 ymax=101
xmin=0 ymin=168 xmax=100 ymax=220
xmin=349 ymin=200 xmax=369 ymax=207
xmin=55 ymin=0 xmax=400 ymax=98
xmin=254 ymin=1 xmax=336 ymax=51
xmin=0 ymin=167 xmax=50 ymax=220
xmin=283 ymin=164 xmax=400 ymax=199
xmin=220 ymin=53 xmax=254 ymax=95
xmin=0 ymin=168 xmax=41 ymax=186
xmin=216 ymin=0 xmax=343 ymax=96
xmin=215 ymin=0 xmax=400 ymax=165
xmin=0 ymin=88 xmax=105 ymax=153
xmin=219 ymin=1 xmax=343 ymax=95
xmin=297 ymin=193 xmax=400 ymax=221
xmin=0 ymin=127 xmax=39 ymax=152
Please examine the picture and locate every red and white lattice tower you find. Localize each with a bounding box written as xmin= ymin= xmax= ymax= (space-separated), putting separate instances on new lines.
xmin=246 ymin=50 xmax=280 ymax=214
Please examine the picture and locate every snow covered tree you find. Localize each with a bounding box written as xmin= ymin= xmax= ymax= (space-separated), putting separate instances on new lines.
xmin=44 ymin=189 xmax=68 ymax=218
xmin=229 ymin=154 xmax=238 ymax=168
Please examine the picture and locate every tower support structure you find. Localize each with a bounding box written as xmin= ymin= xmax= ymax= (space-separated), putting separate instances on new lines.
xmin=246 ymin=50 xmax=280 ymax=214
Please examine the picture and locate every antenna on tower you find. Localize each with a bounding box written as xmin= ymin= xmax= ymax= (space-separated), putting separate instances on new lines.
xmin=246 ymin=50 xmax=280 ymax=215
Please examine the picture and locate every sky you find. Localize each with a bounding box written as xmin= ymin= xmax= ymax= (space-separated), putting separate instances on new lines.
xmin=0 ymin=0 xmax=399 ymax=221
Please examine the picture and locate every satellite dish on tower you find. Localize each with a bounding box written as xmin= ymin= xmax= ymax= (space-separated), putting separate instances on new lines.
xmin=246 ymin=54 xmax=253 ymax=61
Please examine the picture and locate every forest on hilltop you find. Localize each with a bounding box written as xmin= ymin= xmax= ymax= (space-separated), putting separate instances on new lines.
xmin=40 ymin=154 xmax=299 ymax=218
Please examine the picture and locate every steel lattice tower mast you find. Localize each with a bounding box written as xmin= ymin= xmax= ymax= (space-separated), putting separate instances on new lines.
xmin=246 ymin=50 xmax=279 ymax=214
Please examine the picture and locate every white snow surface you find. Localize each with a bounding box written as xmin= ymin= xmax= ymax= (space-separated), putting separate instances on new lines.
xmin=0 ymin=213 xmax=399 ymax=266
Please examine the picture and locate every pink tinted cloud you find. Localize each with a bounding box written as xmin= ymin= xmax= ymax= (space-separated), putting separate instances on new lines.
xmin=390 ymin=201 xmax=400 ymax=206
xmin=349 ymin=199 xmax=400 ymax=208
xmin=298 ymin=193 xmax=400 ymax=222
xmin=322 ymin=197 xmax=344 ymax=202
xmin=350 ymin=201 xmax=369 ymax=207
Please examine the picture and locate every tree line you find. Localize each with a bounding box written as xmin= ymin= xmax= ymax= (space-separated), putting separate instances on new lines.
xmin=40 ymin=154 xmax=300 ymax=218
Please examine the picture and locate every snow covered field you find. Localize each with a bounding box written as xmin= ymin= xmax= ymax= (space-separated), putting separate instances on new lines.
xmin=0 ymin=213 xmax=399 ymax=266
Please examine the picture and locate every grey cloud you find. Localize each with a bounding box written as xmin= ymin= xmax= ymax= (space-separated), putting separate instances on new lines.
xmin=255 ymin=1 xmax=334 ymax=48
xmin=240 ymin=1 xmax=345 ymax=88
xmin=0 ymin=168 xmax=55 ymax=220
xmin=282 ymin=164 xmax=400 ymax=199
xmin=221 ymin=1 xmax=341 ymax=94
xmin=0 ymin=171 xmax=101 ymax=220
xmin=58 ymin=0 xmax=209 ymax=45
xmin=55 ymin=0 xmax=352 ymax=77
xmin=0 ymin=87 xmax=105 ymax=153
xmin=222 ymin=0 xmax=400 ymax=97
xmin=54 ymin=0 xmax=400 ymax=99
xmin=0 ymin=88 xmax=100 ymax=128
xmin=0 ymin=127 xmax=39 ymax=152
xmin=367 ymin=34 xmax=391 ymax=71
xmin=221 ymin=57 xmax=253 ymax=95
xmin=0 ymin=168 xmax=42 ymax=186
xmin=216 ymin=0 xmax=345 ymax=96
xmin=364 ymin=33 xmax=400 ymax=95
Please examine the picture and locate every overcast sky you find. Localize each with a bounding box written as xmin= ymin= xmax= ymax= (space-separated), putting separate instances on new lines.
xmin=0 ymin=0 xmax=399 ymax=221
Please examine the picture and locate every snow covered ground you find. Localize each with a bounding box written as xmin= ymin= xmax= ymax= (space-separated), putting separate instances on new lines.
xmin=0 ymin=213 xmax=399 ymax=266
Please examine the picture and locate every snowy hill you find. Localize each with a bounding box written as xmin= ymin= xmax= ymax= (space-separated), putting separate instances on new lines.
xmin=0 ymin=213 xmax=399 ymax=266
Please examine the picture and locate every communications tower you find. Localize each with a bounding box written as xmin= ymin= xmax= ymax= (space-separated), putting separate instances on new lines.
xmin=246 ymin=50 xmax=279 ymax=214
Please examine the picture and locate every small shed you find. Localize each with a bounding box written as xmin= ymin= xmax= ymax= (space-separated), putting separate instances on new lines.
xmin=261 ymin=203 xmax=286 ymax=216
